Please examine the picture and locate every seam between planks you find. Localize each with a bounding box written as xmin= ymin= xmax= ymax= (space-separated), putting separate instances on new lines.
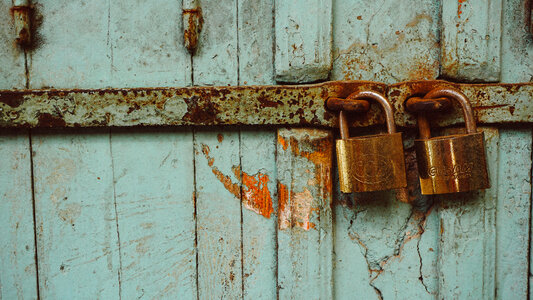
xmin=109 ymin=129 xmax=123 ymax=300
xmin=192 ymin=129 xmax=199 ymax=300
xmin=28 ymin=130 xmax=41 ymax=300
xmin=528 ymin=127 xmax=533 ymax=299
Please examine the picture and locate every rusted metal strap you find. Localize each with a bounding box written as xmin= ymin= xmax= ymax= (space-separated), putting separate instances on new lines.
xmin=0 ymin=80 xmax=531 ymax=128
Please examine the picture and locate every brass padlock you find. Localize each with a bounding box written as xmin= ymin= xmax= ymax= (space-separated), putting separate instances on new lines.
xmin=336 ymin=91 xmax=407 ymax=193
xmin=414 ymin=88 xmax=490 ymax=194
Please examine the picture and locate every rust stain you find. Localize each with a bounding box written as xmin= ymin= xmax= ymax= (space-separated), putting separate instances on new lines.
xmin=201 ymin=144 xmax=274 ymax=218
xmin=236 ymin=168 xmax=274 ymax=218
xmin=217 ymin=133 xmax=224 ymax=143
xmin=405 ymin=13 xmax=432 ymax=28
xmin=473 ymin=104 xmax=509 ymax=110
xmin=38 ymin=113 xmax=67 ymax=127
xmin=457 ymin=0 xmax=466 ymax=18
xmin=0 ymin=92 xmax=24 ymax=108
xmin=183 ymin=8 xmax=203 ymax=54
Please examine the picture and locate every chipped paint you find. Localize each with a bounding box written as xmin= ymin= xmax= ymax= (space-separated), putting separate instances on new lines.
xmin=201 ymin=143 xmax=274 ymax=218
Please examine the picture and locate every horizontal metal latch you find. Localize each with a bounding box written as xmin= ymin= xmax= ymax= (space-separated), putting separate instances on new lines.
xmin=0 ymin=80 xmax=531 ymax=128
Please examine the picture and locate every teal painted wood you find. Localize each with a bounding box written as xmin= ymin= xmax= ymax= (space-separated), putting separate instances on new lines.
xmin=437 ymin=127 xmax=499 ymax=299
xmin=274 ymin=0 xmax=332 ymax=83
xmin=495 ymin=129 xmax=532 ymax=299
xmin=331 ymin=0 xmax=440 ymax=83
xmin=0 ymin=131 xmax=37 ymax=300
xmin=237 ymin=1 xmax=277 ymax=297
xmin=109 ymin=0 xmax=192 ymax=87
xmin=441 ymin=0 xmax=502 ymax=81
xmin=193 ymin=0 xmax=238 ymax=86
xmin=194 ymin=130 xmax=243 ymax=299
xmin=29 ymin=0 xmax=111 ymax=88
xmin=0 ymin=0 xmax=26 ymax=89
xmin=240 ymin=130 xmax=277 ymax=299
xmin=276 ymin=128 xmax=333 ymax=300
xmin=501 ymin=0 xmax=533 ymax=82
xmin=32 ymin=130 xmax=120 ymax=299
xmin=109 ymin=129 xmax=197 ymax=299
xmin=238 ymin=0 xmax=274 ymax=85
xmin=332 ymin=129 xmax=438 ymax=299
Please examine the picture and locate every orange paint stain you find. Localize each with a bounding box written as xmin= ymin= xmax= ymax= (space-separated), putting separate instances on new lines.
xmin=201 ymin=143 xmax=274 ymax=219
xmin=234 ymin=167 xmax=274 ymax=218
xmin=277 ymin=182 xmax=317 ymax=231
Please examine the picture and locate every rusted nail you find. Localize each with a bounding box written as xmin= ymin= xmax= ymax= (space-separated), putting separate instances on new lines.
xmin=182 ymin=0 xmax=203 ymax=54
xmin=405 ymin=97 xmax=452 ymax=113
xmin=11 ymin=2 xmax=32 ymax=47
xmin=326 ymin=97 xmax=370 ymax=112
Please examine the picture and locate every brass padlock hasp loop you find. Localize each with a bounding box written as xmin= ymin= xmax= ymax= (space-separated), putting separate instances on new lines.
xmin=423 ymin=88 xmax=477 ymax=134
xmin=349 ymin=90 xmax=397 ymax=134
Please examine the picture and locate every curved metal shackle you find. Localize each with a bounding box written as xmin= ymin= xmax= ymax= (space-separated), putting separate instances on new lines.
xmin=424 ymin=88 xmax=477 ymax=134
xmin=350 ymin=91 xmax=397 ymax=134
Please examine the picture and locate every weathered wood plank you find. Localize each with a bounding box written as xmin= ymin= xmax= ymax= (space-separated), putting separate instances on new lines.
xmin=0 ymin=0 xmax=26 ymax=89
xmin=441 ymin=0 xmax=502 ymax=81
xmin=0 ymin=131 xmax=37 ymax=300
xmin=32 ymin=129 xmax=120 ymax=299
xmin=109 ymin=129 xmax=196 ymax=299
xmin=109 ymin=0 xmax=191 ymax=87
xmin=331 ymin=0 xmax=440 ymax=83
xmin=495 ymin=128 xmax=531 ymax=299
xmin=240 ymin=130 xmax=277 ymax=299
xmin=193 ymin=0 xmax=238 ymax=86
xmin=195 ymin=130 xmax=243 ymax=299
xmin=437 ymin=127 xmax=499 ymax=299
xmin=274 ymin=0 xmax=332 ymax=83
xmin=29 ymin=0 xmax=111 ymax=88
xmin=238 ymin=0 xmax=274 ymax=85
xmin=500 ymin=0 xmax=533 ymax=82
xmin=237 ymin=1 xmax=277 ymax=297
xmin=276 ymin=128 xmax=333 ymax=299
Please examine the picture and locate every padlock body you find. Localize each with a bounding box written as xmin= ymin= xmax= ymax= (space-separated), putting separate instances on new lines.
xmin=415 ymin=132 xmax=490 ymax=195
xmin=336 ymin=132 xmax=407 ymax=193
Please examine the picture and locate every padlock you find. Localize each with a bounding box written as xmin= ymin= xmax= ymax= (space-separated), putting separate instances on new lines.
xmin=414 ymin=88 xmax=490 ymax=195
xmin=336 ymin=91 xmax=407 ymax=193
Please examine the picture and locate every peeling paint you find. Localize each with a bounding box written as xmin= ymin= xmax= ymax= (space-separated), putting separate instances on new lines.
xmin=201 ymin=143 xmax=274 ymax=218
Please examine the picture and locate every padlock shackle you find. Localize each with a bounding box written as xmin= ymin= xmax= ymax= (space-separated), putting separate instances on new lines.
xmin=424 ymin=88 xmax=477 ymax=134
xmin=350 ymin=91 xmax=396 ymax=134
xmin=339 ymin=110 xmax=350 ymax=140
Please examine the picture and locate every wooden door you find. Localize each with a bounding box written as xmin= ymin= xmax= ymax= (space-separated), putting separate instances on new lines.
xmin=0 ymin=0 xmax=531 ymax=299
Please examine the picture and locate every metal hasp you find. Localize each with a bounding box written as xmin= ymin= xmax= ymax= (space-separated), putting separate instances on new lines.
xmin=0 ymin=80 xmax=532 ymax=128
xmin=409 ymin=88 xmax=490 ymax=195
xmin=182 ymin=0 xmax=203 ymax=53
xmin=336 ymin=91 xmax=406 ymax=193
xmin=11 ymin=0 xmax=31 ymax=46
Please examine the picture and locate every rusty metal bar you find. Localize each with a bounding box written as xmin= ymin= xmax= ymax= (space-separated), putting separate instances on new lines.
xmin=405 ymin=97 xmax=452 ymax=113
xmin=0 ymin=80 xmax=531 ymax=128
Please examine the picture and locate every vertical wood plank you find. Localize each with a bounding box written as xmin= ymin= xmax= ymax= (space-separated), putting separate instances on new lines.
xmin=193 ymin=1 xmax=242 ymax=298
xmin=193 ymin=0 xmax=238 ymax=86
xmin=274 ymin=0 xmax=332 ymax=83
xmin=195 ymin=130 xmax=243 ymax=299
xmin=109 ymin=0 xmax=191 ymax=87
xmin=500 ymin=0 xmax=533 ymax=82
xmin=0 ymin=131 xmax=37 ymax=300
xmin=441 ymin=0 xmax=502 ymax=81
xmin=276 ymin=128 xmax=333 ymax=299
xmin=32 ymin=130 xmax=120 ymax=299
xmin=237 ymin=0 xmax=277 ymax=298
xmin=238 ymin=0 xmax=274 ymax=85
xmin=0 ymin=0 xmax=26 ymax=88
xmin=29 ymin=0 xmax=111 ymax=88
xmin=437 ymin=127 xmax=499 ymax=299
xmin=239 ymin=130 xmax=277 ymax=299
xmin=331 ymin=0 xmax=440 ymax=83
xmin=495 ymin=129 xmax=531 ymax=299
xmin=110 ymin=129 xmax=196 ymax=299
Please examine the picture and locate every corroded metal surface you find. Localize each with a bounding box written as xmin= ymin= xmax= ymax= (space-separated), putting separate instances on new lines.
xmin=0 ymin=80 xmax=531 ymax=128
